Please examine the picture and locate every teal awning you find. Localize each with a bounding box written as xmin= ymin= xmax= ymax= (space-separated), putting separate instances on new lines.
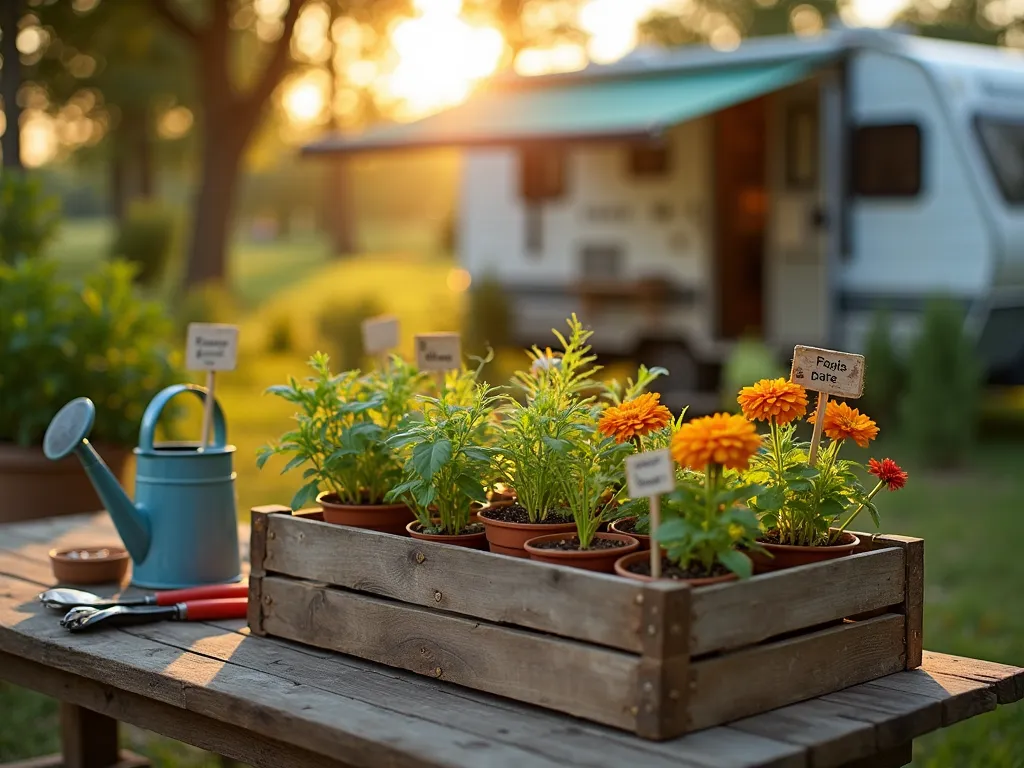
xmin=304 ymin=57 xmax=824 ymax=155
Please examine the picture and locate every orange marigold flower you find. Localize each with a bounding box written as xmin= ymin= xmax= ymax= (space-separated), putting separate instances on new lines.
xmin=598 ymin=392 xmax=673 ymax=443
xmin=737 ymin=378 xmax=808 ymax=425
xmin=868 ymin=458 xmax=908 ymax=491
xmin=670 ymin=413 xmax=762 ymax=471
xmin=807 ymin=400 xmax=879 ymax=448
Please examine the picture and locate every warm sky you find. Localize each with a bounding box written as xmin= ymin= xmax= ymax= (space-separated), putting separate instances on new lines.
xmin=18 ymin=0 xmax=910 ymax=167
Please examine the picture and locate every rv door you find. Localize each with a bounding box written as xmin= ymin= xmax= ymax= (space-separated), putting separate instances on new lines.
xmin=766 ymin=80 xmax=829 ymax=349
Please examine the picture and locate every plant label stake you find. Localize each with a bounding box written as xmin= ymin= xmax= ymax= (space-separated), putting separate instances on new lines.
xmin=186 ymin=323 xmax=239 ymax=449
xmin=790 ymin=345 xmax=865 ymax=464
xmin=625 ymin=449 xmax=675 ymax=578
xmin=362 ymin=315 xmax=400 ymax=369
xmin=415 ymin=333 xmax=461 ymax=392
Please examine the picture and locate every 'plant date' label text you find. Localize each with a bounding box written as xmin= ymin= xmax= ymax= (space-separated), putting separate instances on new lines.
xmin=625 ymin=449 xmax=676 ymax=498
xmin=415 ymin=333 xmax=462 ymax=372
xmin=790 ymin=345 xmax=864 ymax=399
xmin=362 ymin=315 xmax=400 ymax=355
xmin=186 ymin=323 xmax=239 ymax=371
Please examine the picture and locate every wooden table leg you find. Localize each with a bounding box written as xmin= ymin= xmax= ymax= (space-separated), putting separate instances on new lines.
xmin=61 ymin=703 xmax=120 ymax=768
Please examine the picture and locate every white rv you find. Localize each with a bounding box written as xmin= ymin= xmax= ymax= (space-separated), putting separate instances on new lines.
xmin=306 ymin=28 xmax=1024 ymax=390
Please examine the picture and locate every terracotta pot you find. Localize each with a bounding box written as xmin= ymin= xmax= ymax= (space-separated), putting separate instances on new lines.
xmin=609 ymin=517 xmax=651 ymax=551
xmin=613 ymin=550 xmax=739 ymax=585
xmin=318 ymin=492 xmax=415 ymax=535
xmin=49 ymin=546 xmax=130 ymax=585
xmin=0 ymin=442 xmax=132 ymax=524
xmin=523 ymin=532 xmax=639 ymax=573
xmin=750 ymin=531 xmax=861 ymax=573
xmin=406 ymin=521 xmax=488 ymax=549
xmin=478 ymin=504 xmax=577 ymax=558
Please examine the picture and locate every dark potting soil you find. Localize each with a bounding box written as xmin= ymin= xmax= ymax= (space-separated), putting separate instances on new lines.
xmin=481 ymin=503 xmax=574 ymax=525
xmin=419 ymin=522 xmax=485 ymax=536
xmin=626 ymin=557 xmax=731 ymax=580
xmin=531 ymin=536 xmax=629 ymax=552
xmin=614 ymin=518 xmax=648 ymax=536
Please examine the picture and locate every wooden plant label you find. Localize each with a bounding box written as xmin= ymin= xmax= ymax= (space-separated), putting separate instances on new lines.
xmin=625 ymin=449 xmax=675 ymax=498
xmin=186 ymin=323 xmax=239 ymax=371
xmin=362 ymin=315 xmax=400 ymax=355
xmin=790 ymin=345 xmax=865 ymax=399
xmin=415 ymin=333 xmax=461 ymax=372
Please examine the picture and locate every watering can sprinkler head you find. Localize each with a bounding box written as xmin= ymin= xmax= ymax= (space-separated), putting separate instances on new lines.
xmin=44 ymin=397 xmax=151 ymax=564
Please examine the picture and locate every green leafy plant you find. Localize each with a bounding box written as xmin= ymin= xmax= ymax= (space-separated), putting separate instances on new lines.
xmin=0 ymin=258 xmax=181 ymax=447
xmin=901 ymin=297 xmax=982 ymax=468
xmin=0 ymin=172 xmax=60 ymax=264
xmin=656 ymin=468 xmax=765 ymax=579
xmin=493 ymin=315 xmax=602 ymax=522
xmin=386 ymin=377 xmax=500 ymax=536
xmin=862 ymin=309 xmax=904 ymax=429
xmin=257 ymin=352 xmax=426 ymax=510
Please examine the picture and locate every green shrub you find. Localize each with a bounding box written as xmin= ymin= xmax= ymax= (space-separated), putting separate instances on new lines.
xmin=862 ymin=309 xmax=904 ymax=429
xmin=0 ymin=172 xmax=61 ymax=264
xmin=265 ymin=312 xmax=295 ymax=354
xmin=720 ymin=336 xmax=785 ymax=411
xmin=316 ymin=297 xmax=383 ymax=371
xmin=110 ymin=200 xmax=176 ymax=288
xmin=462 ymin=274 xmax=511 ymax=358
xmin=0 ymin=258 xmax=182 ymax=446
xmin=174 ymin=282 xmax=241 ymax=335
xmin=900 ymin=297 xmax=982 ymax=468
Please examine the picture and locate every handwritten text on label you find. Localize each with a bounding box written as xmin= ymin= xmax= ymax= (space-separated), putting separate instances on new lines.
xmin=625 ymin=449 xmax=676 ymax=498
xmin=415 ymin=333 xmax=462 ymax=372
xmin=186 ymin=323 xmax=239 ymax=371
xmin=362 ymin=315 xmax=400 ymax=355
xmin=790 ymin=345 xmax=864 ymax=399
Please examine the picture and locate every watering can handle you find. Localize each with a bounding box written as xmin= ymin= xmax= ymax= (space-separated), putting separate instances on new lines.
xmin=138 ymin=384 xmax=227 ymax=451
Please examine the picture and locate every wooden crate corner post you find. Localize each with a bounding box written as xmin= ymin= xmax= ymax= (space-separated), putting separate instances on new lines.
xmin=248 ymin=505 xmax=293 ymax=636
xmin=855 ymin=532 xmax=925 ymax=670
xmin=635 ymin=580 xmax=692 ymax=739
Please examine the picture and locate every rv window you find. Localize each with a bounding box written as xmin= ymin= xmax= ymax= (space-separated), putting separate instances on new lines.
xmin=629 ymin=143 xmax=671 ymax=177
xmin=975 ymin=116 xmax=1024 ymax=204
xmin=851 ymin=124 xmax=922 ymax=197
xmin=520 ymin=146 xmax=565 ymax=201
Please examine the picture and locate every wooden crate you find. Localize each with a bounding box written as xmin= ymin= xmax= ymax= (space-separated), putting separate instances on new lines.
xmin=247 ymin=505 xmax=924 ymax=741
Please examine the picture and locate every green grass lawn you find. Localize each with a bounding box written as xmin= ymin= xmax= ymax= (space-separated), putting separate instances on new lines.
xmin=4 ymin=219 xmax=1024 ymax=765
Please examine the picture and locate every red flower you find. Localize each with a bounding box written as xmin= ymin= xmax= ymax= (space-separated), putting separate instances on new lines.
xmin=868 ymin=458 xmax=908 ymax=491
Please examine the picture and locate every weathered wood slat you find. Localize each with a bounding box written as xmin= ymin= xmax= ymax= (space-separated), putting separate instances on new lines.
xmin=261 ymin=574 xmax=642 ymax=732
xmin=263 ymin=513 xmax=647 ymax=653
xmin=689 ymin=615 xmax=907 ymax=730
xmin=818 ymin=681 xmax=942 ymax=749
xmin=921 ymin=650 xmax=1024 ymax=705
xmin=853 ymin=533 xmax=924 ymax=669
xmin=690 ymin=548 xmax=905 ymax=655
xmin=867 ymin=668 xmax=997 ymax=725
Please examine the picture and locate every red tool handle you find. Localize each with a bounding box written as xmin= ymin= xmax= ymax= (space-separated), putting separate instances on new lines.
xmin=154 ymin=583 xmax=249 ymax=605
xmin=180 ymin=598 xmax=249 ymax=621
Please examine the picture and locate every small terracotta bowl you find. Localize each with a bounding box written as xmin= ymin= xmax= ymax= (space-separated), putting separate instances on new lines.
xmin=49 ymin=546 xmax=129 ymax=585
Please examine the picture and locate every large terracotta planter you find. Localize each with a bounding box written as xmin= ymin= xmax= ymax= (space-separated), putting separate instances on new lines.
xmin=523 ymin=532 xmax=639 ymax=573
xmin=478 ymin=504 xmax=577 ymax=558
xmin=0 ymin=442 xmax=132 ymax=523
xmin=609 ymin=517 xmax=651 ymax=551
xmin=750 ymin=531 xmax=861 ymax=573
xmin=613 ymin=550 xmax=739 ymax=586
xmin=406 ymin=521 xmax=488 ymax=550
xmin=318 ymin=492 xmax=414 ymax=535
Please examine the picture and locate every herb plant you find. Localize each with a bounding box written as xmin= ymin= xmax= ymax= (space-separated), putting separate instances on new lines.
xmin=257 ymin=352 xmax=425 ymax=510
xmin=386 ymin=380 xmax=500 ymax=536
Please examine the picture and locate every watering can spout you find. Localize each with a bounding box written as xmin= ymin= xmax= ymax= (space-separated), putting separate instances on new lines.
xmin=44 ymin=398 xmax=151 ymax=563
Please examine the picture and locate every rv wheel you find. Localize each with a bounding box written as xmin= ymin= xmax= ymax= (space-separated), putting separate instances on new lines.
xmin=635 ymin=340 xmax=699 ymax=394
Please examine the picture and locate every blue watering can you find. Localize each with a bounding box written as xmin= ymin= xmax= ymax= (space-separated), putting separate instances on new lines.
xmin=43 ymin=385 xmax=242 ymax=589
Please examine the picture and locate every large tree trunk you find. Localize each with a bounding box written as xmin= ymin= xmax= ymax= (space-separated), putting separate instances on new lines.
xmin=1 ymin=0 xmax=22 ymax=169
xmin=327 ymin=158 xmax=356 ymax=256
xmin=110 ymin=150 xmax=126 ymax=223
xmin=184 ymin=132 xmax=244 ymax=287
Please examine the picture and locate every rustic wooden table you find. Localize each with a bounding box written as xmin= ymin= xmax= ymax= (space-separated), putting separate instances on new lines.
xmin=2 ymin=514 xmax=1022 ymax=768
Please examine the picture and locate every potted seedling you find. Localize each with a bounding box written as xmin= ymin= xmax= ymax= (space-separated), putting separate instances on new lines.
xmin=614 ymin=412 xmax=765 ymax=583
xmin=739 ymin=376 xmax=907 ymax=571
xmin=480 ymin=317 xmax=601 ymax=557
xmin=387 ymin=369 xmax=499 ymax=549
xmin=258 ymin=352 xmax=426 ymax=534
